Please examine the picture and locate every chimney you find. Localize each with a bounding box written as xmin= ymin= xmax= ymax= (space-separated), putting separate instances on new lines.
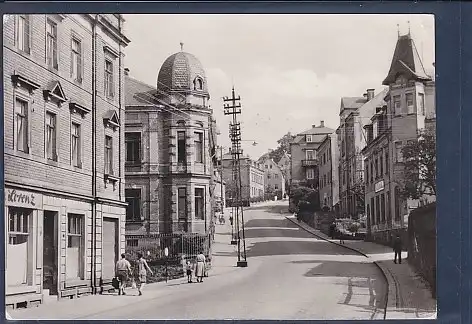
xmin=320 ymin=120 xmax=325 ymax=128
xmin=312 ymin=124 xmax=317 ymax=128
xmin=367 ymin=89 xmax=375 ymax=101
xmin=363 ymin=93 xmax=368 ymax=99
xmin=124 ymin=68 xmax=130 ymax=76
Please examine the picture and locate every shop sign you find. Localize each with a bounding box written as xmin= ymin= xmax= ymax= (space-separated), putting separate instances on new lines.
xmin=374 ymin=180 xmax=384 ymax=193
xmin=5 ymin=188 xmax=42 ymax=209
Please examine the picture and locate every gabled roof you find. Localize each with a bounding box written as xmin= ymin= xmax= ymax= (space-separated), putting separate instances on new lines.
xmin=125 ymin=75 xmax=159 ymax=106
xmin=340 ymin=97 xmax=367 ymax=113
xmin=44 ymin=80 xmax=67 ymax=102
xmin=383 ymin=33 xmax=432 ymax=85
xmin=103 ymin=110 xmax=120 ymax=127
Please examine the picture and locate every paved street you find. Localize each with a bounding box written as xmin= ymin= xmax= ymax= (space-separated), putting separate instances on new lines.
xmin=10 ymin=201 xmax=387 ymax=320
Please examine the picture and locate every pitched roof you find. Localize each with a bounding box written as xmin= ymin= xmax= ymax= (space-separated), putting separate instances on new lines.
xmin=125 ymin=75 xmax=159 ymax=106
xmin=383 ymin=34 xmax=432 ymax=85
xmin=340 ymin=97 xmax=367 ymax=113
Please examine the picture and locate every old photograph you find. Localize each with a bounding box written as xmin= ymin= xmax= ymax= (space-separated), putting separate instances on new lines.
xmin=4 ymin=13 xmax=436 ymax=320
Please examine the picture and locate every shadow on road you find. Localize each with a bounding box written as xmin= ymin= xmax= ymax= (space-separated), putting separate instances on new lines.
xmin=245 ymin=203 xmax=291 ymax=214
xmin=246 ymin=240 xmax=359 ymax=257
xmin=244 ymin=218 xmax=292 ymax=229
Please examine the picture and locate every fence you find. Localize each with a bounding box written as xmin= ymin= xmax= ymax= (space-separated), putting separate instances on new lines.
xmin=125 ymin=232 xmax=212 ymax=265
xmin=407 ymin=202 xmax=436 ymax=298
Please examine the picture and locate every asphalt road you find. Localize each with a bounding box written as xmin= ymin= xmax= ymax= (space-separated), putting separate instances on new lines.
xmin=84 ymin=201 xmax=387 ymax=320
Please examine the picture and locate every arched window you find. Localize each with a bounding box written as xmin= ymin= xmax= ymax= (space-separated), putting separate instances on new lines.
xmin=176 ymin=120 xmax=186 ymax=127
xmin=194 ymin=77 xmax=203 ymax=90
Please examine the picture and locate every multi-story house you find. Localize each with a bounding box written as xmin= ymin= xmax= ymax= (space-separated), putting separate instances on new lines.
xmin=261 ymin=158 xmax=286 ymax=199
xmin=317 ymin=132 xmax=339 ymax=210
xmin=362 ymin=31 xmax=435 ymax=244
xmin=4 ymin=14 xmax=129 ymax=307
xmin=124 ymin=47 xmax=216 ymax=236
xmin=221 ymin=153 xmax=264 ymax=206
xmin=290 ymin=121 xmax=334 ymax=191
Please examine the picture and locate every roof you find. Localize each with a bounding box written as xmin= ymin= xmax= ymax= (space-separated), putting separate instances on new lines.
xmin=383 ymin=34 xmax=432 ymax=85
xmin=293 ymin=133 xmax=331 ymax=144
xmin=125 ymin=75 xmax=159 ymax=106
xmin=340 ymin=97 xmax=367 ymax=113
xmin=157 ymin=51 xmax=209 ymax=95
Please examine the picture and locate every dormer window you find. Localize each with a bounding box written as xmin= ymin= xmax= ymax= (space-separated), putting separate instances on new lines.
xmin=194 ymin=77 xmax=204 ymax=91
xmin=306 ymin=135 xmax=313 ymax=143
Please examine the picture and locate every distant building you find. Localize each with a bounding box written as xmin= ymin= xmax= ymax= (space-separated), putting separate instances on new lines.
xmin=317 ymin=132 xmax=339 ymax=211
xmin=261 ymin=158 xmax=286 ymax=199
xmin=221 ymin=152 xmax=264 ymax=206
xmin=290 ymin=121 xmax=334 ymax=190
xmin=124 ymin=47 xmax=217 ymax=235
xmin=362 ymin=32 xmax=435 ymax=244
xmin=4 ymin=14 xmax=129 ymax=306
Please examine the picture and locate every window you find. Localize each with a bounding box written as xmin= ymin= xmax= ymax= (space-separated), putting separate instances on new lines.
xmin=385 ymin=152 xmax=389 ymax=174
xmin=406 ymin=93 xmax=415 ymax=114
xmin=393 ymin=95 xmax=401 ymax=115
xmin=104 ymin=135 xmax=113 ymax=174
xmin=374 ymin=158 xmax=378 ymax=179
xmin=71 ymin=37 xmax=82 ymax=82
xmin=418 ymin=93 xmax=425 ymax=116
xmin=380 ymin=155 xmax=384 ymax=176
xmin=306 ymin=135 xmax=313 ymax=143
xmin=275 ymin=184 xmax=278 ymax=190
xmin=376 ymin=196 xmax=381 ymax=224
xmin=275 ymin=174 xmax=278 ymax=179
xmin=46 ymin=112 xmax=57 ymax=161
xmin=324 ymin=175 xmax=327 ymax=187
xmin=370 ymin=161 xmax=374 ymax=183
xmin=366 ymin=163 xmax=369 ymax=184
xmin=195 ymin=78 xmax=203 ymax=90
xmin=306 ymin=150 xmax=315 ymax=160
xmin=265 ymin=165 xmax=268 ymax=169
xmin=16 ymin=15 xmax=30 ymax=53
xmin=267 ymin=174 xmax=271 ymax=179
xmin=177 ymin=131 xmax=186 ymax=163
xmin=125 ymin=189 xmax=141 ymax=221
xmin=306 ymin=168 xmax=314 ymax=179
xmin=46 ymin=20 xmax=58 ymax=69
xmin=381 ymin=193 xmax=386 ymax=223
xmin=15 ymin=98 xmax=29 ymax=153
xmin=195 ymin=188 xmax=205 ymax=220
xmin=178 ymin=188 xmax=187 ymax=220
xmin=270 ymin=165 xmax=272 ymax=169
xmin=67 ymin=214 xmax=84 ymax=280
xmin=370 ymin=198 xmax=375 ymax=225
xmin=104 ymin=59 xmax=114 ymax=98
xmin=395 ymin=142 xmax=403 ymax=163
xmin=125 ymin=132 xmax=141 ymax=163
xmin=7 ymin=207 xmax=32 ymax=286
xmin=71 ymin=123 xmax=81 ymax=167
xmin=194 ymin=132 xmax=203 ymax=163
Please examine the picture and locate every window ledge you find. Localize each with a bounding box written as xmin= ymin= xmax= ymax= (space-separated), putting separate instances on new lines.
xmin=6 ymin=285 xmax=36 ymax=295
xmin=65 ymin=279 xmax=88 ymax=288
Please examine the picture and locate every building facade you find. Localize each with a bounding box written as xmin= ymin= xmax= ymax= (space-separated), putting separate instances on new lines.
xmin=124 ymin=48 xmax=216 ymax=236
xmin=290 ymin=121 xmax=334 ymax=189
xmin=261 ymin=158 xmax=286 ymax=199
xmin=221 ymin=153 xmax=264 ymax=206
xmin=317 ymin=133 xmax=339 ymax=210
xmin=4 ymin=14 xmax=129 ymax=307
xmin=362 ymin=32 xmax=435 ymax=244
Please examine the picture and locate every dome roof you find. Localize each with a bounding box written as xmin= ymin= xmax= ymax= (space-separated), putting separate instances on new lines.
xmin=157 ymin=50 xmax=208 ymax=95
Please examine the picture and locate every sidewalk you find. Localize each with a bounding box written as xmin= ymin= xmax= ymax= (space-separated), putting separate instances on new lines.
xmin=286 ymin=215 xmax=437 ymax=320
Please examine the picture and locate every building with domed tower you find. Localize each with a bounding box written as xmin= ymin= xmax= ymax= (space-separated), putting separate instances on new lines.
xmin=124 ymin=44 xmax=217 ymax=237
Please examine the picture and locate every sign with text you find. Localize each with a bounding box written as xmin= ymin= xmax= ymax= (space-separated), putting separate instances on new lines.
xmin=5 ymin=188 xmax=42 ymax=209
xmin=374 ymin=180 xmax=384 ymax=193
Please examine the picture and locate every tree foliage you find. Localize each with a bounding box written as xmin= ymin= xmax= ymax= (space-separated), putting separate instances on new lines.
xmin=290 ymin=184 xmax=320 ymax=212
xmin=350 ymin=180 xmax=366 ymax=213
xmin=400 ymin=129 xmax=436 ymax=199
xmin=269 ymin=132 xmax=296 ymax=163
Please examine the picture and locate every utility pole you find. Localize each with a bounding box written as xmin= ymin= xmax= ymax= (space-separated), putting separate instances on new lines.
xmin=223 ymin=87 xmax=247 ymax=267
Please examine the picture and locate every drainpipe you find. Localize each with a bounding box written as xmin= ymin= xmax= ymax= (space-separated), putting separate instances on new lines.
xmin=91 ymin=14 xmax=99 ymax=294
xmin=118 ymin=16 xmax=123 ymax=202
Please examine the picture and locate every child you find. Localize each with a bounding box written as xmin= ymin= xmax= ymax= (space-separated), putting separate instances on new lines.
xmin=186 ymin=261 xmax=193 ymax=283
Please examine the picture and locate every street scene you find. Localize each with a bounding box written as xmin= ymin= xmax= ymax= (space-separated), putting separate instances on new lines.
xmin=4 ymin=14 xmax=436 ymax=320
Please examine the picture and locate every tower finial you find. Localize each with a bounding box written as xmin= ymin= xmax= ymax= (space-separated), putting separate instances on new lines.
xmin=180 ymin=42 xmax=184 ymax=51
xmin=397 ymin=24 xmax=400 ymax=37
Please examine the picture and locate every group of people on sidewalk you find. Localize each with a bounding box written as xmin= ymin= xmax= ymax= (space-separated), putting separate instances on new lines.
xmin=113 ymin=251 xmax=209 ymax=296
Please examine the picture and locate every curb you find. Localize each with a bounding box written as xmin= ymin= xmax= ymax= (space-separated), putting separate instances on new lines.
xmin=285 ymin=215 xmax=391 ymax=320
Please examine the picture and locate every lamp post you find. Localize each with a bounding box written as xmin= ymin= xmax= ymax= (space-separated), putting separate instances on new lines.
xmin=164 ymin=247 xmax=169 ymax=283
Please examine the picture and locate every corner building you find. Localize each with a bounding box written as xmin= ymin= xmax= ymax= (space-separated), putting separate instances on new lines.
xmin=4 ymin=14 xmax=129 ymax=307
xmin=124 ymin=48 xmax=215 ymax=235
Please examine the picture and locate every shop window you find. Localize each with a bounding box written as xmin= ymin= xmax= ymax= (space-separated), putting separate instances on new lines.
xmin=125 ymin=189 xmax=141 ymax=221
xmin=195 ymin=188 xmax=205 ymax=220
xmin=7 ymin=207 xmax=33 ymax=286
xmin=194 ymin=132 xmax=204 ymax=163
xmin=67 ymin=214 xmax=84 ymax=280
xmin=177 ymin=131 xmax=186 ymax=164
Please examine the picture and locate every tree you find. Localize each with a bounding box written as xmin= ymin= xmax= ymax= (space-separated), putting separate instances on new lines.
xmin=269 ymin=132 xmax=296 ymax=163
xmin=400 ymin=128 xmax=436 ymax=199
xmin=350 ymin=180 xmax=365 ymax=214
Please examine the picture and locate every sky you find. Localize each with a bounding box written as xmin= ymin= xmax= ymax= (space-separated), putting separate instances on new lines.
xmin=123 ymin=14 xmax=435 ymax=160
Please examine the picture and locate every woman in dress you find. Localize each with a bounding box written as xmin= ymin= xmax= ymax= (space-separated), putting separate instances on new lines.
xmin=195 ymin=251 xmax=206 ymax=283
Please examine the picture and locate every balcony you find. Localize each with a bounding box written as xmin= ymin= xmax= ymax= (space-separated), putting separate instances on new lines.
xmin=302 ymin=159 xmax=318 ymax=167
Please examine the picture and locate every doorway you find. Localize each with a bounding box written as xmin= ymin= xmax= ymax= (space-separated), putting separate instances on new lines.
xmin=43 ymin=211 xmax=58 ymax=295
xmin=102 ymin=218 xmax=119 ymax=280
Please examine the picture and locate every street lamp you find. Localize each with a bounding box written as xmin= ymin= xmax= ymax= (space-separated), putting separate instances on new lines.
xmin=164 ymin=247 xmax=169 ymax=283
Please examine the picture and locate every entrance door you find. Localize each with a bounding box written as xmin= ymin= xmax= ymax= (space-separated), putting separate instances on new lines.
xmin=43 ymin=211 xmax=58 ymax=295
xmin=102 ymin=218 xmax=118 ymax=280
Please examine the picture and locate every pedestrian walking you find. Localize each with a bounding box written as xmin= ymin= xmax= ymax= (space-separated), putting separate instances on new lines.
xmin=186 ymin=260 xmax=193 ymax=283
xmin=136 ymin=252 xmax=153 ymax=296
xmin=115 ymin=253 xmax=132 ymax=295
xmin=393 ymin=235 xmax=402 ymax=264
xmin=329 ymin=222 xmax=336 ymax=239
xmin=195 ymin=251 xmax=206 ymax=283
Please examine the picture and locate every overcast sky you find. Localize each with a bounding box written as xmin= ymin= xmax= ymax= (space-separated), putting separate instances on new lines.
xmin=123 ymin=14 xmax=435 ymax=159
